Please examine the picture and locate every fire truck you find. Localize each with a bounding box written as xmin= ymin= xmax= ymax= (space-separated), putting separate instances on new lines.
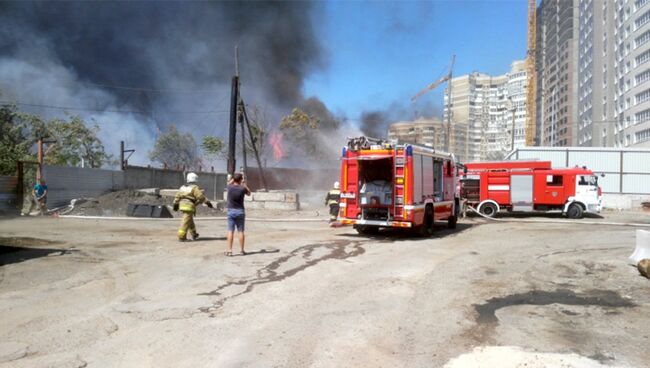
xmin=460 ymin=160 xmax=602 ymax=219
xmin=338 ymin=137 xmax=459 ymax=235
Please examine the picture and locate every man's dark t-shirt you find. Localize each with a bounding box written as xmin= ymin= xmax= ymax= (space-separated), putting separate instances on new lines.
xmin=227 ymin=184 xmax=248 ymax=210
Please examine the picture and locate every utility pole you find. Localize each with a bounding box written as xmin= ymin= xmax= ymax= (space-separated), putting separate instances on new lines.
xmin=227 ymin=46 xmax=240 ymax=176
xmin=446 ymin=71 xmax=453 ymax=153
xmin=120 ymin=141 xmax=135 ymax=170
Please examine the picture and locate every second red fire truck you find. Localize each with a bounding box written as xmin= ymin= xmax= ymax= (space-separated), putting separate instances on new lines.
xmin=461 ymin=160 xmax=603 ymax=219
xmin=338 ymin=137 xmax=460 ymax=235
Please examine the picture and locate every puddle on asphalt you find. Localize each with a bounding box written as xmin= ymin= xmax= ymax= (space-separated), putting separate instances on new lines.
xmin=198 ymin=240 xmax=365 ymax=315
xmin=474 ymin=289 xmax=635 ymax=324
xmin=468 ymin=289 xmax=636 ymax=343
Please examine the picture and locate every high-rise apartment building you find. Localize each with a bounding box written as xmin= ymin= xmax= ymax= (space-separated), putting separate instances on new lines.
xmin=541 ymin=0 xmax=650 ymax=148
xmin=536 ymin=0 xmax=580 ymax=147
xmin=387 ymin=118 xmax=468 ymax=160
xmin=444 ymin=61 xmax=527 ymax=162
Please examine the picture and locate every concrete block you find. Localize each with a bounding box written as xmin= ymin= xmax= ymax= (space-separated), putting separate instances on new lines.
xmin=284 ymin=192 xmax=299 ymax=203
xmin=160 ymin=189 xmax=178 ymax=197
xmin=263 ymin=201 xmax=299 ymax=210
xmin=243 ymin=201 xmax=265 ymax=210
xmin=137 ymin=188 xmax=160 ymax=196
xmin=253 ymin=192 xmax=286 ymax=202
xmin=223 ymin=191 xmax=254 ymax=201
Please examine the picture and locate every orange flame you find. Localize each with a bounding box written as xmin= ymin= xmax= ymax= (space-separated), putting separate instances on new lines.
xmin=270 ymin=132 xmax=285 ymax=161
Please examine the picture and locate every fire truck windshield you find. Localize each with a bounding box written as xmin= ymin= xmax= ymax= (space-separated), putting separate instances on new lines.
xmin=578 ymin=175 xmax=598 ymax=186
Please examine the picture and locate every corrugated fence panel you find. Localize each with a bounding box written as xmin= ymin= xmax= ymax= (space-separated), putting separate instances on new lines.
xmin=599 ymin=173 xmax=621 ymax=194
xmin=516 ymin=150 xmax=567 ymax=167
xmin=0 ymin=175 xmax=18 ymax=212
xmin=43 ymin=165 xmax=124 ymax=207
xmin=568 ymin=151 xmax=620 ymax=173
xmin=622 ymin=174 xmax=650 ymax=194
xmin=622 ymin=152 xmax=650 ymax=173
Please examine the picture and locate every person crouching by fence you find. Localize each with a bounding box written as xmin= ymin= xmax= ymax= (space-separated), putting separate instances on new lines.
xmin=173 ymin=172 xmax=213 ymax=242
xmin=23 ymin=178 xmax=48 ymax=216
xmin=225 ymin=172 xmax=251 ymax=256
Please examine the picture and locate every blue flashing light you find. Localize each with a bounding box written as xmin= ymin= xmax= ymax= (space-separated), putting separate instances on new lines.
xmin=406 ymin=145 xmax=413 ymax=156
xmin=341 ymin=147 xmax=347 ymax=157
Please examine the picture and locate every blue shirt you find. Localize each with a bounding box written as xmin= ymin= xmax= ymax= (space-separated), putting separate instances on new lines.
xmin=34 ymin=183 xmax=47 ymax=197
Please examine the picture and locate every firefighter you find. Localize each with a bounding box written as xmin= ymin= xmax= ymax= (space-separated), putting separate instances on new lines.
xmin=172 ymin=172 xmax=213 ymax=241
xmin=325 ymin=181 xmax=341 ymax=223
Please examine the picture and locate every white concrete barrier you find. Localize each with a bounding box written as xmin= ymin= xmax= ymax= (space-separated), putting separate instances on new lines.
xmin=629 ymin=229 xmax=650 ymax=265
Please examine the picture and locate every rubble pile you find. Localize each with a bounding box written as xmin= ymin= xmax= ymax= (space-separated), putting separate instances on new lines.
xmin=67 ymin=190 xmax=220 ymax=217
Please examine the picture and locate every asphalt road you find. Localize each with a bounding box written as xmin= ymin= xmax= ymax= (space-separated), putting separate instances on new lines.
xmin=0 ymin=211 xmax=649 ymax=367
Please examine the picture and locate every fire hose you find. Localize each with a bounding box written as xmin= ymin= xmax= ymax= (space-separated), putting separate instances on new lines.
xmin=465 ymin=205 xmax=650 ymax=228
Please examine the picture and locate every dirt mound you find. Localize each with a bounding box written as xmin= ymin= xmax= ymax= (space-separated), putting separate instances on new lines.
xmin=67 ymin=190 xmax=221 ymax=217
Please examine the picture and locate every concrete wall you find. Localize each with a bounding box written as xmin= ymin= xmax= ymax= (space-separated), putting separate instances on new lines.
xmin=0 ymin=175 xmax=18 ymax=213
xmin=123 ymin=166 xmax=228 ymax=200
xmin=43 ymin=165 xmax=124 ymax=208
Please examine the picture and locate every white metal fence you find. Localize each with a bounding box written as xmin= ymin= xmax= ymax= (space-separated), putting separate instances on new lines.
xmin=505 ymin=147 xmax=650 ymax=194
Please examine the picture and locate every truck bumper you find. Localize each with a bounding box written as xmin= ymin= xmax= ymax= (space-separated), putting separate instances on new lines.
xmin=339 ymin=218 xmax=413 ymax=228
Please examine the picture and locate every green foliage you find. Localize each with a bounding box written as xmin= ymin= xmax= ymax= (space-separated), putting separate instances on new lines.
xmin=42 ymin=116 xmax=114 ymax=168
xmin=150 ymin=125 xmax=199 ymax=168
xmin=279 ymin=108 xmax=324 ymax=158
xmin=201 ymin=136 xmax=225 ymax=159
xmin=0 ymin=99 xmax=114 ymax=174
xmin=0 ymin=104 xmax=32 ymax=175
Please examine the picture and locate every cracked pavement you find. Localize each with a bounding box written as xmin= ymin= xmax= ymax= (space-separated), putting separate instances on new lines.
xmin=1 ymin=211 xmax=649 ymax=367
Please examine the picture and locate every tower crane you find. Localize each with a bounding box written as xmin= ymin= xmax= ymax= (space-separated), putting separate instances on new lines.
xmin=525 ymin=0 xmax=536 ymax=146
xmin=411 ymin=54 xmax=456 ymax=152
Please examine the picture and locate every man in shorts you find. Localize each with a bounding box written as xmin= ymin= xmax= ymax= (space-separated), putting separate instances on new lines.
xmin=225 ymin=172 xmax=251 ymax=256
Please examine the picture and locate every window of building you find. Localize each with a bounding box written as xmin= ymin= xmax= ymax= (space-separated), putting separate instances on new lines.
xmin=636 ymin=49 xmax=650 ymax=66
xmin=636 ymin=128 xmax=650 ymax=142
xmin=637 ymin=0 xmax=650 ymax=11
xmin=635 ymin=108 xmax=650 ymax=123
xmin=637 ymin=69 xmax=650 ymax=85
xmin=636 ymin=10 xmax=650 ymax=29
xmin=637 ymin=30 xmax=650 ymax=48
xmin=636 ymin=88 xmax=650 ymax=104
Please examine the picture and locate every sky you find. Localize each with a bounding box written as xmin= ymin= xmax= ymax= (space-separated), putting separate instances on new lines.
xmin=304 ymin=0 xmax=529 ymax=120
xmin=0 ymin=0 xmax=529 ymax=166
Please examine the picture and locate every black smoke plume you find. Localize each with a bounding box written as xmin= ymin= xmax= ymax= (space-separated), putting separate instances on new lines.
xmin=0 ymin=1 xmax=329 ymax=164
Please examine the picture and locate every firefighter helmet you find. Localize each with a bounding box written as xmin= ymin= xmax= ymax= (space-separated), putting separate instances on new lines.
xmin=334 ymin=181 xmax=340 ymax=189
xmin=187 ymin=172 xmax=198 ymax=183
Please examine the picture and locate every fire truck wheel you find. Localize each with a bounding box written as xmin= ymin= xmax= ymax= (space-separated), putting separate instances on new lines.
xmin=448 ymin=215 xmax=457 ymax=229
xmin=566 ymin=203 xmax=584 ymax=219
xmin=479 ymin=202 xmax=498 ymax=218
xmin=418 ymin=206 xmax=434 ymax=237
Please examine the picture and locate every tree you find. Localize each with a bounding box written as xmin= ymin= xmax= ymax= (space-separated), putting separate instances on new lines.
xmin=201 ymin=135 xmax=226 ymax=162
xmin=0 ymin=104 xmax=32 ymax=175
xmin=150 ymin=125 xmax=199 ymax=169
xmin=245 ymin=105 xmax=271 ymax=167
xmin=0 ymin=102 xmax=113 ymax=173
xmin=280 ymin=107 xmax=322 ymax=158
xmin=41 ymin=116 xmax=114 ymax=168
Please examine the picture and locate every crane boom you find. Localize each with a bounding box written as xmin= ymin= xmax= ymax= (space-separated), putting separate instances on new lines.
xmin=411 ymin=55 xmax=456 ymax=102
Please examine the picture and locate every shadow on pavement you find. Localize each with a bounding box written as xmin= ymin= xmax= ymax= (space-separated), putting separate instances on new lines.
xmin=336 ymin=222 xmax=476 ymax=241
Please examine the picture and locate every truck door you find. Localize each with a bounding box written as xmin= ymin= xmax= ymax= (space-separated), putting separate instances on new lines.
xmin=510 ymin=174 xmax=533 ymax=211
xmin=541 ymin=174 xmax=565 ymax=205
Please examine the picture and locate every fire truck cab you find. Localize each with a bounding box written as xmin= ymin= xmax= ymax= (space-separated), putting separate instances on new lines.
xmin=462 ymin=161 xmax=602 ymax=219
xmin=338 ymin=137 xmax=459 ymax=235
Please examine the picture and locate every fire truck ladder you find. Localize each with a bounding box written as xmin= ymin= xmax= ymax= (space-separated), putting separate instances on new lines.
xmin=393 ymin=146 xmax=406 ymax=220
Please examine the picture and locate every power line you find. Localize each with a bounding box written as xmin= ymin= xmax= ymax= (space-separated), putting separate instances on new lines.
xmin=0 ymin=100 xmax=230 ymax=115
xmin=0 ymin=100 xmax=146 ymax=114
xmin=75 ymin=81 xmax=220 ymax=95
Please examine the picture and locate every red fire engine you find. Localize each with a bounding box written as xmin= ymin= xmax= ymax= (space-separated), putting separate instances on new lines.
xmin=461 ymin=160 xmax=602 ymax=219
xmin=338 ymin=137 xmax=459 ymax=235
